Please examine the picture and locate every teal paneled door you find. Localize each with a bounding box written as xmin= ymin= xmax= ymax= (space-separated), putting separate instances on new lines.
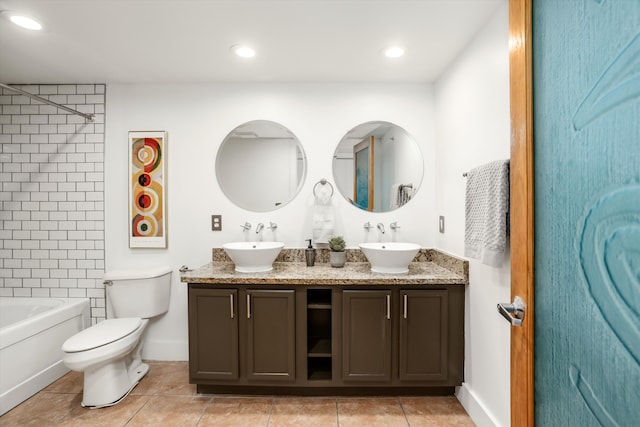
xmin=533 ymin=0 xmax=640 ymax=425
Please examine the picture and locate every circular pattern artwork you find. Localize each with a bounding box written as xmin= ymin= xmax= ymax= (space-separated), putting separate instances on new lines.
xmin=132 ymin=137 xmax=162 ymax=173
xmin=129 ymin=133 xmax=166 ymax=247
xmin=132 ymin=213 xmax=159 ymax=236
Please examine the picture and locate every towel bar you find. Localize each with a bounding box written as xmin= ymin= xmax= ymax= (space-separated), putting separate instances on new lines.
xmin=313 ymin=179 xmax=334 ymax=197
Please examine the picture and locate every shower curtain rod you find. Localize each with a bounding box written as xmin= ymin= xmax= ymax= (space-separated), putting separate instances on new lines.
xmin=0 ymin=83 xmax=95 ymax=122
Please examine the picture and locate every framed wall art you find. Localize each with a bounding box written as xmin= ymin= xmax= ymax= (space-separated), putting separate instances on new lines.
xmin=128 ymin=131 xmax=168 ymax=248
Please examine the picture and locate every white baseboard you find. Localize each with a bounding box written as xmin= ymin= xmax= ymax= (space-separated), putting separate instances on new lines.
xmin=456 ymin=383 xmax=504 ymax=427
xmin=142 ymin=339 xmax=188 ymax=361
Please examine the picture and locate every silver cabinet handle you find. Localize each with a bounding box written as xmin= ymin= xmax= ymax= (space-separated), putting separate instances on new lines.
xmin=497 ymin=296 xmax=525 ymax=326
xmin=386 ymin=294 xmax=391 ymax=320
xmin=247 ymin=294 xmax=251 ymax=319
xmin=230 ymin=293 xmax=234 ymax=319
xmin=403 ymin=294 xmax=408 ymax=319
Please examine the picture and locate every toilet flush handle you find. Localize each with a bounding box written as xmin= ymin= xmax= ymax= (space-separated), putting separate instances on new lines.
xmin=104 ymin=280 xmax=113 ymax=286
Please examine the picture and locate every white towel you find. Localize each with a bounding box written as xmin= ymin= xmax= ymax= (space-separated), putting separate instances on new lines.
xmin=464 ymin=160 xmax=510 ymax=268
xmin=312 ymin=183 xmax=334 ymax=243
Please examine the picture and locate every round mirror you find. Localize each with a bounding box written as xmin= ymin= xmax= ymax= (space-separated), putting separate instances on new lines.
xmin=332 ymin=121 xmax=423 ymax=212
xmin=216 ymin=120 xmax=307 ymax=212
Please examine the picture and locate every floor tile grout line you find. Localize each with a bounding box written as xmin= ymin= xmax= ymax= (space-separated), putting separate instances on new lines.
xmin=123 ymin=394 xmax=152 ymax=426
xmin=265 ymin=396 xmax=275 ymax=426
xmin=398 ymin=396 xmax=412 ymax=427
xmin=193 ymin=395 xmax=213 ymax=427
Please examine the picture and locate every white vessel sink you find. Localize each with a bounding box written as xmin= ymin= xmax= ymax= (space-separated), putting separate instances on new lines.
xmin=222 ymin=241 xmax=285 ymax=273
xmin=359 ymin=242 xmax=421 ymax=274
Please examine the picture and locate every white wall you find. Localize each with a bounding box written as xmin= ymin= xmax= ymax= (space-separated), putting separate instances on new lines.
xmin=105 ymin=83 xmax=436 ymax=360
xmin=434 ymin=3 xmax=510 ymax=427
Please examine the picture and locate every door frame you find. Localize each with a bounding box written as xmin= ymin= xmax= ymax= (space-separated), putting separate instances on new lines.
xmin=509 ymin=0 xmax=534 ymax=426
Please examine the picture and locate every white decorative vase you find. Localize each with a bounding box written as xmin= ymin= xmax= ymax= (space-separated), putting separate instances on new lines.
xmin=330 ymin=251 xmax=346 ymax=268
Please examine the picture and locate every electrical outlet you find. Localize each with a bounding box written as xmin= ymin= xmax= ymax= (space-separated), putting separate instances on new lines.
xmin=439 ymin=216 xmax=445 ymax=233
xmin=212 ymin=215 xmax=222 ymax=231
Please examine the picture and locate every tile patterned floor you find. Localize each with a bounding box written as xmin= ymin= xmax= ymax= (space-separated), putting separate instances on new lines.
xmin=1 ymin=362 xmax=475 ymax=426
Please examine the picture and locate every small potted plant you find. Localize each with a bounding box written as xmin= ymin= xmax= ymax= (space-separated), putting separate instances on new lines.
xmin=328 ymin=235 xmax=346 ymax=268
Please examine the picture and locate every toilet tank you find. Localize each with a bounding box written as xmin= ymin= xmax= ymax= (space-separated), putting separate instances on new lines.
xmin=104 ymin=267 xmax=172 ymax=319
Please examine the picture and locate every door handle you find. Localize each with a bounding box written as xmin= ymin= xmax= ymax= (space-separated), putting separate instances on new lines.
xmin=497 ymin=296 xmax=525 ymax=326
xmin=230 ymin=293 xmax=234 ymax=319
xmin=386 ymin=294 xmax=391 ymax=320
xmin=403 ymin=294 xmax=408 ymax=319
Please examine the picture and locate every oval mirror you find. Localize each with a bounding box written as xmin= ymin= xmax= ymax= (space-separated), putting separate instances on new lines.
xmin=332 ymin=121 xmax=423 ymax=212
xmin=216 ymin=120 xmax=307 ymax=212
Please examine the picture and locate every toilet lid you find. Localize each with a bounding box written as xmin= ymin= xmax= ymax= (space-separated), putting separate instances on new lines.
xmin=62 ymin=318 xmax=142 ymax=352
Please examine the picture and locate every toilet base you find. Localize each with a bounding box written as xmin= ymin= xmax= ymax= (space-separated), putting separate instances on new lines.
xmin=81 ymin=359 xmax=149 ymax=409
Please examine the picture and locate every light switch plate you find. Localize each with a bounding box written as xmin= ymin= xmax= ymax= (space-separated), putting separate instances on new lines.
xmin=212 ymin=215 xmax=222 ymax=231
xmin=439 ymin=216 xmax=445 ymax=233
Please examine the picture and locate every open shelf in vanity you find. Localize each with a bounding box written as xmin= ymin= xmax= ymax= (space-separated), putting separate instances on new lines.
xmin=306 ymin=289 xmax=332 ymax=381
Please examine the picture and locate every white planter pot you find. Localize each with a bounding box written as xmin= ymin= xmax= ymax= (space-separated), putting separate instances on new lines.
xmin=330 ymin=251 xmax=346 ymax=268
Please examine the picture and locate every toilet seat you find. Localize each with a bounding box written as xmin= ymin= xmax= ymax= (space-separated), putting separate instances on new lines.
xmin=62 ymin=318 xmax=142 ymax=353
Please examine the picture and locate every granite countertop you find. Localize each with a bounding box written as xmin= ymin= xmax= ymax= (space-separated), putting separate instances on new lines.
xmin=180 ymin=248 xmax=468 ymax=286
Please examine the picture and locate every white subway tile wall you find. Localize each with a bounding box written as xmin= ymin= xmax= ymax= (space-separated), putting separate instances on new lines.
xmin=0 ymin=84 xmax=106 ymax=324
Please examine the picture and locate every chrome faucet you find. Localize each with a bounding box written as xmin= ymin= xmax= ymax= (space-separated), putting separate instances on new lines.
xmin=390 ymin=221 xmax=400 ymax=231
xmin=256 ymin=223 xmax=264 ymax=234
xmin=377 ymin=223 xmax=385 ymax=234
xmin=363 ymin=221 xmax=373 ymax=231
xmin=267 ymin=222 xmax=278 ymax=231
xmin=240 ymin=222 xmax=252 ymax=232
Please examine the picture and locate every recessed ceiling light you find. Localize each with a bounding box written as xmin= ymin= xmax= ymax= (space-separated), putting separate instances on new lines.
xmin=2 ymin=12 xmax=43 ymax=31
xmin=383 ymin=46 xmax=405 ymax=59
xmin=231 ymin=45 xmax=256 ymax=59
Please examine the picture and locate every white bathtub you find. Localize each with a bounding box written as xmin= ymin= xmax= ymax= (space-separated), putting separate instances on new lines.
xmin=0 ymin=297 xmax=90 ymax=415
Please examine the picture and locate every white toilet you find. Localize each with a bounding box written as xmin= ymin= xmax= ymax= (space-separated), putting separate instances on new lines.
xmin=62 ymin=266 xmax=172 ymax=408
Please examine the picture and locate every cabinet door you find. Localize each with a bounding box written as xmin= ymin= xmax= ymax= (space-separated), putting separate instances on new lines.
xmin=342 ymin=290 xmax=392 ymax=381
xmin=188 ymin=287 xmax=238 ymax=380
xmin=399 ymin=289 xmax=448 ymax=381
xmin=246 ymin=289 xmax=296 ymax=381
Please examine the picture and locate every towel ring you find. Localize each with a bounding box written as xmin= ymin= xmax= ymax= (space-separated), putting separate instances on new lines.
xmin=313 ymin=178 xmax=334 ymax=197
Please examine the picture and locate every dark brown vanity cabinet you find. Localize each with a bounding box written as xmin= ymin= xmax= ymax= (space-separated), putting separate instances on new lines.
xmin=188 ymin=286 xmax=295 ymax=384
xmin=399 ymin=290 xmax=449 ymax=382
xmin=342 ymin=290 xmax=392 ymax=381
xmin=188 ymin=283 xmax=464 ymax=393
xmin=341 ymin=289 xmax=457 ymax=385
xmin=188 ymin=288 xmax=239 ymax=380
xmin=246 ymin=289 xmax=296 ymax=381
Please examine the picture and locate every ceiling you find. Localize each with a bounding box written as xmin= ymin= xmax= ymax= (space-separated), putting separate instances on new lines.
xmin=0 ymin=0 xmax=504 ymax=85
